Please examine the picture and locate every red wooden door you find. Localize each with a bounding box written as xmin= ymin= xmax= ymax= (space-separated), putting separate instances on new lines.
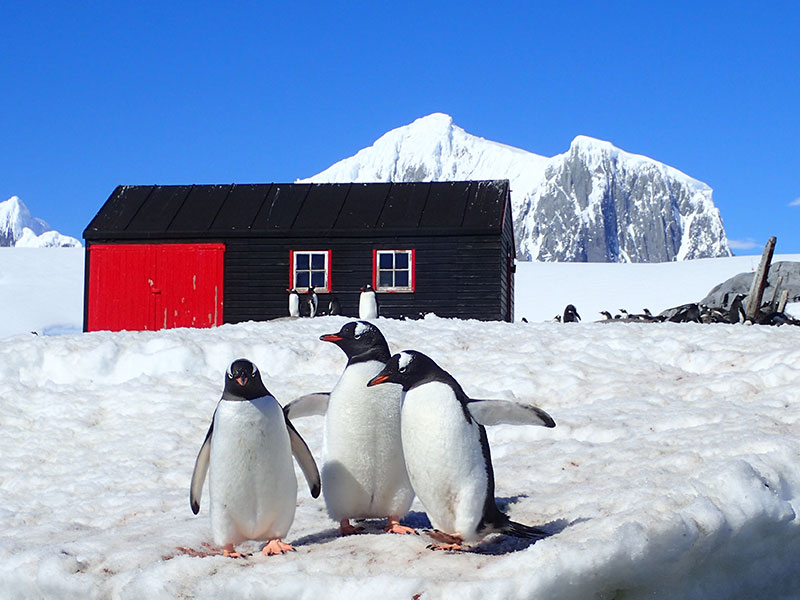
xmin=87 ymin=243 xmax=225 ymax=332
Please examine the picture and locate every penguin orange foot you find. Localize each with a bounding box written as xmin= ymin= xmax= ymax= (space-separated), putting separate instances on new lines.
xmin=339 ymin=519 xmax=365 ymax=536
xmin=222 ymin=544 xmax=249 ymax=558
xmin=385 ymin=516 xmax=416 ymax=535
xmin=261 ymin=539 xmax=295 ymax=555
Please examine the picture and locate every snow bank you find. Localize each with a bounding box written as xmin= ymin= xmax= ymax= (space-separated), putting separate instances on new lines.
xmin=1 ymin=316 xmax=800 ymax=598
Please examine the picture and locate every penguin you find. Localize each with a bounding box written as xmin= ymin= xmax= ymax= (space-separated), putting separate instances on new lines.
xmin=283 ymin=321 xmax=415 ymax=536
xmin=599 ymin=311 xmax=613 ymax=320
xmin=305 ymin=287 xmax=318 ymax=318
xmin=563 ymin=304 xmax=581 ymax=323
xmin=367 ymin=350 xmax=555 ymax=551
xmin=189 ymin=359 xmax=321 ymax=557
xmin=728 ymin=294 xmax=746 ymax=324
xmin=288 ymin=289 xmax=300 ymax=318
xmin=359 ymin=284 xmax=379 ymax=319
xmin=327 ymin=295 xmax=341 ymax=316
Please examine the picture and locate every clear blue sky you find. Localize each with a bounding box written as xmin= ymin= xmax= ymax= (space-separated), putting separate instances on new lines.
xmin=2 ymin=1 xmax=798 ymax=254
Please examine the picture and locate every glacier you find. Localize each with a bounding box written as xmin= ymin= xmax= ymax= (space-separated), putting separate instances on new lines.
xmin=300 ymin=113 xmax=731 ymax=263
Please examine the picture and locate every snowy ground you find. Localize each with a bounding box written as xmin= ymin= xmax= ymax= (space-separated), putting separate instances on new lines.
xmin=2 ymin=250 xmax=800 ymax=599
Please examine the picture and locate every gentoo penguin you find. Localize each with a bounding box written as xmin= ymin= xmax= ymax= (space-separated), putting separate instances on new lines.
xmin=368 ymin=350 xmax=555 ymax=551
xmin=190 ymin=359 xmax=321 ymax=557
xmin=563 ymin=305 xmax=581 ymax=322
xmin=283 ymin=321 xmax=414 ymax=536
xmin=359 ymin=284 xmax=379 ymax=320
xmin=305 ymin=287 xmax=318 ymax=318
xmin=599 ymin=311 xmax=613 ymax=320
xmin=728 ymin=294 xmax=746 ymax=324
xmin=327 ymin=295 xmax=341 ymax=316
xmin=288 ymin=289 xmax=300 ymax=318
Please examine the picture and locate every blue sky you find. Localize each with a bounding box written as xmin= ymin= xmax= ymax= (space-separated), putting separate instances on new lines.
xmin=2 ymin=1 xmax=798 ymax=255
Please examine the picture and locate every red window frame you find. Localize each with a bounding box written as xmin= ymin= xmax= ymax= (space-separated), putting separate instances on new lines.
xmin=372 ymin=249 xmax=415 ymax=293
xmin=289 ymin=249 xmax=332 ymax=293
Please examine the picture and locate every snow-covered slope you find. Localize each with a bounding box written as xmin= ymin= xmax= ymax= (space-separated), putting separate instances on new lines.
xmin=301 ymin=114 xmax=731 ymax=263
xmin=2 ymin=316 xmax=800 ymax=599
xmin=0 ymin=196 xmax=81 ymax=247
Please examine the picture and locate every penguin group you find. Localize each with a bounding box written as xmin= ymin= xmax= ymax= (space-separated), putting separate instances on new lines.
xmin=286 ymin=284 xmax=376 ymax=319
xmin=189 ymin=321 xmax=556 ymax=556
xmin=595 ymin=298 xmax=800 ymax=326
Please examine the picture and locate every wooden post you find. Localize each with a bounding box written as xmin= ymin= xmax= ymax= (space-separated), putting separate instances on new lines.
xmin=777 ymin=289 xmax=789 ymax=313
xmin=745 ymin=236 xmax=776 ymax=320
xmin=768 ymin=275 xmax=783 ymax=311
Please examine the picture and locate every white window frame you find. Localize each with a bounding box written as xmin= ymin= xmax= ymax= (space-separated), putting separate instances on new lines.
xmin=374 ymin=249 xmax=414 ymax=292
xmin=290 ymin=249 xmax=331 ymax=293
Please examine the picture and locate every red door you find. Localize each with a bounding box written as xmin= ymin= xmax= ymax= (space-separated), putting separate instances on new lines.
xmin=87 ymin=243 xmax=225 ymax=332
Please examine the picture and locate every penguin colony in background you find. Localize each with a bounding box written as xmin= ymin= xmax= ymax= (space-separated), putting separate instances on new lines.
xmin=285 ymin=284 xmax=374 ymax=318
xmin=189 ymin=322 xmax=556 ymax=556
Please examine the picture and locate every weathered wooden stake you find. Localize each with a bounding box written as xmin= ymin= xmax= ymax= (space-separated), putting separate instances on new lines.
xmin=768 ymin=275 xmax=784 ymax=310
xmin=777 ymin=289 xmax=789 ymax=313
xmin=745 ymin=236 xmax=777 ymax=320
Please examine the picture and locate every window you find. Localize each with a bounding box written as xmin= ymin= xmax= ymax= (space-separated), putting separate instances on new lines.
xmin=290 ymin=250 xmax=331 ymax=292
xmin=374 ymin=249 xmax=415 ymax=292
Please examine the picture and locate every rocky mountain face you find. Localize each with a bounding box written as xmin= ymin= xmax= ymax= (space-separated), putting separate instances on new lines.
xmin=0 ymin=196 xmax=81 ymax=247
xmin=300 ymin=113 xmax=731 ymax=262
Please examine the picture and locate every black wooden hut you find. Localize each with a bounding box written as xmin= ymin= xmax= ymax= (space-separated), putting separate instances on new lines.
xmin=83 ymin=180 xmax=515 ymax=331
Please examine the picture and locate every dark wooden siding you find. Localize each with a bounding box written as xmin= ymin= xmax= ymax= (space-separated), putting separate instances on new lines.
xmin=223 ymin=233 xmax=507 ymax=323
xmin=84 ymin=181 xmax=515 ymax=328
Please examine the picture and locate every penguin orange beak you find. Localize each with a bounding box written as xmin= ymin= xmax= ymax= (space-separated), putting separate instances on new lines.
xmin=320 ymin=334 xmax=343 ymax=343
xmin=236 ymin=376 xmax=248 ymax=386
xmin=367 ymin=374 xmax=390 ymax=387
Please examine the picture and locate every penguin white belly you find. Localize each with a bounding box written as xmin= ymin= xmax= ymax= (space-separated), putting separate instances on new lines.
xmin=401 ymin=382 xmax=488 ymax=541
xmin=323 ymin=361 xmax=413 ymax=520
xmin=209 ymin=397 xmax=297 ymax=546
xmin=359 ymin=293 xmax=378 ymax=319
xmin=288 ymin=294 xmax=299 ymax=317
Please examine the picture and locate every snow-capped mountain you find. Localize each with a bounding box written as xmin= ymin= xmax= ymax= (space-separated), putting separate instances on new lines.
xmin=300 ymin=113 xmax=731 ymax=262
xmin=0 ymin=196 xmax=81 ymax=248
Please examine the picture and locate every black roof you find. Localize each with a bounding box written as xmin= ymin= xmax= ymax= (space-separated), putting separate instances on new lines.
xmin=84 ymin=181 xmax=511 ymax=240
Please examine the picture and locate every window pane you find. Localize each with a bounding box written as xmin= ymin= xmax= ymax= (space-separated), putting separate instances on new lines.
xmin=296 ymin=253 xmax=309 ymax=270
xmin=378 ymin=253 xmax=393 ymax=269
xmin=395 ymin=271 xmax=409 ymax=287
xmin=395 ymin=252 xmax=409 ymax=269
xmin=311 ymin=253 xmax=325 ymax=269
xmin=379 ymin=271 xmax=393 ymax=287
xmin=311 ymin=271 xmax=325 ymax=288
xmin=296 ymin=271 xmax=310 ymax=288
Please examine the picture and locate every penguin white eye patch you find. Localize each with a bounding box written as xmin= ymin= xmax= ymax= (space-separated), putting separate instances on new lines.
xmin=398 ymin=352 xmax=413 ymax=371
xmin=227 ymin=361 xmax=259 ymax=378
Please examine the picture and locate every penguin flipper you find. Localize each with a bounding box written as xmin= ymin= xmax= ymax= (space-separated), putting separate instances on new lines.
xmin=466 ymin=399 xmax=555 ymax=428
xmin=283 ymin=392 xmax=330 ymax=419
xmin=284 ymin=416 xmax=321 ymax=498
xmin=190 ymin=418 xmax=214 ymax=515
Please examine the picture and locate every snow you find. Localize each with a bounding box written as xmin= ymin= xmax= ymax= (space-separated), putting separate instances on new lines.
xmin=0 ymin=248 xmax=85 ymax=337
xmin=0 ymin=196 xmax=81 ymax=247
xmin=2 ymin=250 xmax=800 ymax=598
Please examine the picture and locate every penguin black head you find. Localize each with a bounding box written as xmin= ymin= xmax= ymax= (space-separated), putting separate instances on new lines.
xmin=361 ymin=284 xmax=374 ymax=292
xmin=320 ymin=321 xmax=390 ymax=365
xmin=367 ymin=350 xmax=443 ymax=392
xmin=563 ymin=304 xmax=581 ymax=323
xmin=223 ymin=358 xmax=269 ymax=401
